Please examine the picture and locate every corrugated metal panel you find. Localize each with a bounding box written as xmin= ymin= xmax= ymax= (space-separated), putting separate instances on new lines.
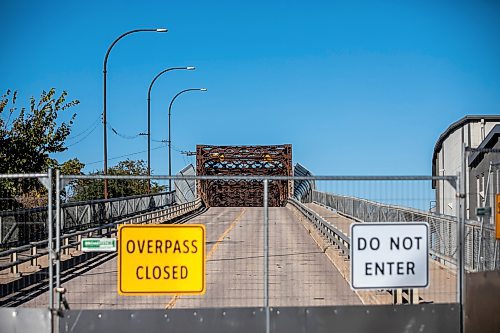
xmin=174 ymin=164 xmax=196 ymax=204
xmin=293 ymin=163 xmax=315 ymax=202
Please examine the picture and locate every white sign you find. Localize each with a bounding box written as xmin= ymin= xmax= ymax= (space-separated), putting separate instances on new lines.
xmin=350 ymin=222 xmax=429 ymax=290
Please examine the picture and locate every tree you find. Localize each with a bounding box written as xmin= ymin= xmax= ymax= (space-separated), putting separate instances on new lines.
xmin=70 ymin=159 xmax=166 ymax=201
xmin=0 ymin=89 xmax=79 ymax=208
xmin=59 ymin=158 xmax=86 ymax=201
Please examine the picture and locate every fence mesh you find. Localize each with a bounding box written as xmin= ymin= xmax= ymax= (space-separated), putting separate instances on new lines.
xmin=464 ymin=148 xmax=500 ymax=271
xmin=1 ymin=174 xmax=492 ymax=311
xmin=28 ymin=177 xmax=176 ymax=310
xmin=0 ymin=174 xmax=51 ymax=308
xmin=295 ymin=179 xmax=459 ymax=305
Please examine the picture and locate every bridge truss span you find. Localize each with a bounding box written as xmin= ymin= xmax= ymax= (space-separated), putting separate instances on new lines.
xmin=196 ymin=145 xmax=293 ymax=207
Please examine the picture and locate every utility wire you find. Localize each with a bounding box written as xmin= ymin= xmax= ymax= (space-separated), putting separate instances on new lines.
xmin=106 ymin=121 xmax=143 ymax=140
xmin=66 ymin=124 xmax=99 ymax=148
xmin=172 ymin=143 xmax=193 ymax=154
xmin=84 ymin=143 xmax=167 ymax=166
xmin=67 ymin=113 xmax=101 ymax=141
xmin=150 ymin=138 xmax=190 ymax=154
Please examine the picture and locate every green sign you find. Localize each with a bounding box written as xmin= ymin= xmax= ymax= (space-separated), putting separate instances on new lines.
xmin=476 ymin=207 xmax=492 ymax=217
xmin=82 ymin=238 xmax=117 ymax=252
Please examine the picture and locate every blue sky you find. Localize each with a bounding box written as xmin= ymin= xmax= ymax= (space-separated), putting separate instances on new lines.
xmin=1 ymin=1 xmax=499 ymax=176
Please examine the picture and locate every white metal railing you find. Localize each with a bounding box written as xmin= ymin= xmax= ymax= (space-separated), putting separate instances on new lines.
xmin=0 ymin=191 xmax=174 ymax=247
xmin=288 ymin=198 xmax=349 ymax=255
xmin=0 ymin=199 xmax=202 ymax=276
xmin=312 ymin=190 xmax=497 ymax=271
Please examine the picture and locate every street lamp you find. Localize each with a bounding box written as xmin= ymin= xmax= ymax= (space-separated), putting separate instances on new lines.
xmin=147 ymin=66 xmax=195 ymax=193
xmin=168 ymin=88 xmax=208 ymax=191
xmin=103 ymin=28 xmax=167 ymax=199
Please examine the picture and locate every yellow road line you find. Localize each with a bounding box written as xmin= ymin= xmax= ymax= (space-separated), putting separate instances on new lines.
xmin=206 ymin=208 xmax=246 ymax=259
xmin=165 ymin=208 xmax=247 ymax=309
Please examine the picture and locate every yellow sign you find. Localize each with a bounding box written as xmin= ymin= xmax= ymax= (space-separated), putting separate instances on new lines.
xmin=118 ymin=224 xmax=205 ymax=295
xmin=496 ymin=194 xmax=500 ymax=240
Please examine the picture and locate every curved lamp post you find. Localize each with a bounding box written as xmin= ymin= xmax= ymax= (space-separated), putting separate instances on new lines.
xmin=147 ymin=66 xmax=195 ymax=192
xmin=168 ymin=88 xmax=207 ymax=191
xmin=103 ymin=28 xmax=167 ymax=199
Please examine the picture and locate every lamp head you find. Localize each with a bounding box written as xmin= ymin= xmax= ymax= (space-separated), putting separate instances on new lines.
xmin=200 ymin=88 xmax=208 ymax=91
xmin=186 ymin=66 xmax=196 ymax=70
xmin=156 ymin=28 xmax=168 ymax=32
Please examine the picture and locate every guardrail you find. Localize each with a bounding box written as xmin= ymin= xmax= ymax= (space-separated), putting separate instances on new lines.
xmin=311 ymin=190 xmax=495 ymax=271
xmin=0 ymin=199 xmax=202 ymax=276
xmin=288 ymin=198 xmax=430 ymax=304
xmin=288 ymin=198 xmax=349 ymax=255
xmin=0 ymin=191 xmax=174 ymax=247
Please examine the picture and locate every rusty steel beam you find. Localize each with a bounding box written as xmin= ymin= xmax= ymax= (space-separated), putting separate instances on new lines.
xmin=196 ymin=145 xmax=292 ymax=207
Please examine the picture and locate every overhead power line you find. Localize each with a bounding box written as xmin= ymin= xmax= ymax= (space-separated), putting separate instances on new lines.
xmin=84 ymin=143 xmax=167 ymax=166
xmin=106 ymin=121 xmax=144 ymax=140
xmin=66 ymin=124 xmax=99 ymax=148
xmin=67 ymin=113 xmax=102 ymax=141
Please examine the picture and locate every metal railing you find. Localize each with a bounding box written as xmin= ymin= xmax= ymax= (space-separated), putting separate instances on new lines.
xmin=0 ymin=198 xmax=202 ymax=277
xmin=288 ymin=197 xmax=422 ymax=305
xmin=310 ymin=189 xmax=500 ymax=272
xmin=311 ymin=190 xmax=460 ymax=267
xmin=0 ymin=191 xmax=173 ymax=247
xmin=288 ymin=198 xmax=349 ymax=255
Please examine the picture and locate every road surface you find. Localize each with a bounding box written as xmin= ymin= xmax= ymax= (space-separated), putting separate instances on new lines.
xmin=23 ymin=206 xmax=362 ymax=309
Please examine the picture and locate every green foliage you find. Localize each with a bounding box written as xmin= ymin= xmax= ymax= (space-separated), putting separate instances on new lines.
xmin=0 ymin=88 xmax=78 ymax=173
xmin=69 ymin=159 xmax=166 ymax=201
xmin=60 ymin=158 xmax=85 ymax=175
xmin=0 ymin=89 xmax=79 ymax=208
xmin=59 ymin=158 xmax=86 ymax=201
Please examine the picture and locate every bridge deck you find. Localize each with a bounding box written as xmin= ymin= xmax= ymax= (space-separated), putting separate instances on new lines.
xmin=15 ymin=203 xmax=458 ymax=308
xmin=22 ymin=207 xmax=361 ymax=309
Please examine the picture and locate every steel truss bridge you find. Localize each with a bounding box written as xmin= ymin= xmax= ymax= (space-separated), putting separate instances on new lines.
xmin=196 ymin=144 xmax=293 ymax=207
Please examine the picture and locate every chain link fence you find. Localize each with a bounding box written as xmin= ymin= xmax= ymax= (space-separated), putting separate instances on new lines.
xmin=0 ymin=172 xmax=177 ymax=309
xmin=298 ymin=177 xmax=459 ymax=305
xmin=0 ymin=172 xmax=53 ymax=308
xmin=0 ymin=173 xmax=473 ymax=333
xmin=6 ymin=174 xmax=460 ymax=311
xmin=464 ymin=147 xmax=500 ymax=271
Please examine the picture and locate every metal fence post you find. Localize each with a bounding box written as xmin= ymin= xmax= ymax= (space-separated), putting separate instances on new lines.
xmin=55 ymin=169 xmax=62 ymax=312
xmin=263 ymin=179 xmax=270 ymax=333
xmin=10 ymin=252 xmax=18 ymax=275
xmin=61 ymin=208 xmax=65 ymax=235
xmin=30 ymin=245 xmax=38 ymax=266
xmin=87 ymin=204 xmax=91 ymax=226
xmin=456 ymin=170 xmax=464 ymax=333
xmin=42 ymin=168 xmax=55 ymax=331
xmin=458 ymin=143 xmax=466 ymax=333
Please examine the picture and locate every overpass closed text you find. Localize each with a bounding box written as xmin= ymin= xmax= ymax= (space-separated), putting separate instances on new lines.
xmin=125 ymin=239 xmax=200 ymax=280
xmin=118 ymin=225 xmax=206 ymax=295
